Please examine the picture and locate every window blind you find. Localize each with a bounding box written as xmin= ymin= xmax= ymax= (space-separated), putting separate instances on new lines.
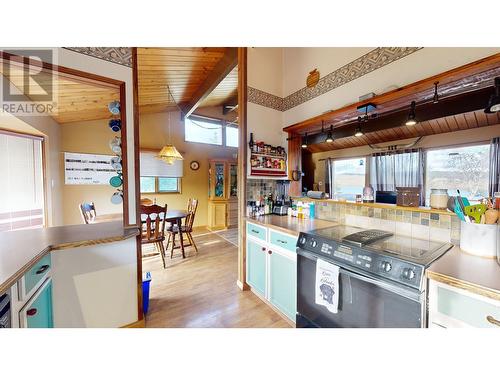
xmin=0 ymin=132 xmax=44 ymax=232
xmin=140 ymin=150 xmax=183 ymax=177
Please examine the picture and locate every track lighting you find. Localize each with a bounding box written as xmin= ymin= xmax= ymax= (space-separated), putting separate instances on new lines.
xmin=485 ymin=77 xmax=500 ymax=114
xmin=301 ymin=133 xmax=308 ymax=149
xmin=326 ymin=125 xmax=334 ymax=143
xmin=433 ymin=82 xmax=439 ymax=104
xmin=355 ymin=117 xmax=364 ymax=137
xmin=405 ymin=101 xmax=417 ymax=126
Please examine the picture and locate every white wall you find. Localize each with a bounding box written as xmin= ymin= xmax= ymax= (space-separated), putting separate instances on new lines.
xmin=247 ymin=47 xmax=287 ymax=179
xmin=282 ymin=47 xmax=500 ymax=126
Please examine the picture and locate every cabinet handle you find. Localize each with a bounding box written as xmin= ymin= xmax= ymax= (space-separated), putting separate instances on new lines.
xmin=277 ymin=239 xmax=287 ymax=244
xmin=36 ymin=265 xmax=50 ymax=275
xmin=268 ymin=250 xmax=272 ymax=255
xmin=486 ymin=315 xmax=500 ymax=327
xmin=27 ymin=308 xmax=38 ymax=317
xmin=251 ymin=229 xmax=259 ymax=234
xmin=261 ymin=247 xmax=266 ymax=252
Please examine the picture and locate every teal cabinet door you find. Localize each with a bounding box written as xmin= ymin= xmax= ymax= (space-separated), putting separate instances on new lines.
xmin=269 ymin=251 xmax=296 ymax=322
xmin=26 ymin=279 xmax=53 ymax=328
xmin=246 ymin=240 xmax=267 ymax=296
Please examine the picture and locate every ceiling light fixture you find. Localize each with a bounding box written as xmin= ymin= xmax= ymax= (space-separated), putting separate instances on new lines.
xmin=405 ymin=101 xmax=417 ymax=126
xmin=433 ymin=81 xmax=439 ymax=104
xmin=158 ymin=112 xmax=184 ymax=165
xmin=301 ymin=133 xmax=308 ymax=149
xmin=326 ymin=125 xmax=334 ymax=143
xmin=354 ymin=116 xmax=364 ymax=137
xmin=485 ymin=77 xmax=500 ymax=113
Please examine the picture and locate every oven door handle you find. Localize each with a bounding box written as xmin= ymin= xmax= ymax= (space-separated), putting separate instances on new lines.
xmin=297 ymin=249 xmax=422 ymax=302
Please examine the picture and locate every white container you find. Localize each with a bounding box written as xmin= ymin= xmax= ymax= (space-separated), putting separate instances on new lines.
xmin=429 ymin=188 xmax=449 ymax=209
xmin=460 ymin=221 xmax=499 ymax=258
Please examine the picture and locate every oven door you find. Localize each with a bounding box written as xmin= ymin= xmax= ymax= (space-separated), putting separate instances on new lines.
xmin=297 ymin=249 xmax=424 ymax=328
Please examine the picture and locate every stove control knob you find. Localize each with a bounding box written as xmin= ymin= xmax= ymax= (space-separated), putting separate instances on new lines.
xmin=310 ymin=239 xmax=318 ymax=248
xmin=380 ymin=261 xmax=392 ymax=272
xmin=402 ymin=268 xmax=415 ymax=280
xmin=299 ymin=236 xmax=307 ymax=245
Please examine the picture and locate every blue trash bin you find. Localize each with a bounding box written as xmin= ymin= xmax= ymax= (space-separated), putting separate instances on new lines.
xmin=142 ymin=272 xmax=152 ymax=315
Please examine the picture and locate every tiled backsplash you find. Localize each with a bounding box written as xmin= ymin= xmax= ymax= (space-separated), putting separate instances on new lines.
xmin=312 ymin=201 xmax=460 ymax=244
xmin=246 ymin=179 xmax=290 ymax=202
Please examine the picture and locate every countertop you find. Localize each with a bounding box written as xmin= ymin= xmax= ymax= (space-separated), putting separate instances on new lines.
xmin=246 ymin=215 xmax=337 ymax=236
xmin=426 ymin=246 xmax=500 ymax=301
xmin=0 ymin=221 xmax=139 ymax=294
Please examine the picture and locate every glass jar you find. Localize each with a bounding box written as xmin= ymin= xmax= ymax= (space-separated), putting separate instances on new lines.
xmin=430 ymin=188 xmax=449 ymax=209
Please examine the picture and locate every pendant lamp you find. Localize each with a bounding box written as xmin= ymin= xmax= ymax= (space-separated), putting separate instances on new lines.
xmin=158 ymin=112 xmax=184 ymax=165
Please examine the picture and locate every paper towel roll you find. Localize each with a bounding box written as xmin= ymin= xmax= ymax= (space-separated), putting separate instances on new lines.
xmin=307 ymin=190 xmax=326 ymax=199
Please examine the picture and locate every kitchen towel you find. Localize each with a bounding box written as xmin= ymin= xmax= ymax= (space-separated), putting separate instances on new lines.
xmin=307 ymin=190 xmax=326 ymax=199
xmin=315 ymin=258 xmax=340 ymax=314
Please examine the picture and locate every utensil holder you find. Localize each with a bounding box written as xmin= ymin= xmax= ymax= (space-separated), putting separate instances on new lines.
xmin=460 ymin=221 xmax=498 ymax=259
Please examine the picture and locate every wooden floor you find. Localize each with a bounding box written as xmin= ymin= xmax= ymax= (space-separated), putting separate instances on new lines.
xmin=143 ymin=228 xmax=291 ymax=328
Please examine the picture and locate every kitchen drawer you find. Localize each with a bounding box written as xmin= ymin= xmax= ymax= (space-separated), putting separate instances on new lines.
xmin=247 ymin=222 xmax=267 ymax=242
xmin=437 ymin=285 xmax=500 ymax=328
xmin=21 ymin=254 xmax=51 ymax=298
xmin=269 ymin=230 xmax=297 ymax=253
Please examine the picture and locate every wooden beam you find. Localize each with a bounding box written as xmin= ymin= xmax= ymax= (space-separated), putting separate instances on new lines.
xmin=181 ymin=47 xmax=238 ymax=119
xmin=283 ymin=52 xmax=500 ymax=134
xmin=287 ymin=135 xmax=303 ymax=197
xmin=303 ymin=87 xmax=492 ymax=146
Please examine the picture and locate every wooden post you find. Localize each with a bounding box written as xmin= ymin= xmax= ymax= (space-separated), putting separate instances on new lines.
xmin=237 ymin=47 xmax=249 ymax=291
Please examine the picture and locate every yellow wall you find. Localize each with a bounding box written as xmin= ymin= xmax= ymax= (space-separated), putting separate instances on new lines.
xmin=139 ymin=110 xmax=237 ymax=227
xmin=60 ymin=119 xmax=122 ymax=225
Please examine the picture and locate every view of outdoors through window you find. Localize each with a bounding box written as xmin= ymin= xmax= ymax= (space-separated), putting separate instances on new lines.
xmin=185 ymin=118 xmax=223 ymax=145
xmin=158 ymin=177 xmax=179 ymax=192
xmin=226 ymin=126 xmax=238 ymax=147
xmin=140 ymin=177 xmax=155 ymax=193
xmin=425 ymin=144 xmax=490 ymax=202
xmin=332 ymin=158 xmax=366 ymax=201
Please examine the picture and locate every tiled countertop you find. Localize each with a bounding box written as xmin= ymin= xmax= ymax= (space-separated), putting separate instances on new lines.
xmin=246 ymin=215 xmax=337 ymax=236
xmin=426 ymin=246 xmax=500 ymax=301
xmin=0 ymin=221 xmax=139 ymax=294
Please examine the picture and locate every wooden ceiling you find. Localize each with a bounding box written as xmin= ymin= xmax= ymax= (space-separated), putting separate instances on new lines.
xmin=306 ymin=109 xmax=500 ymax=153
xmin=0 ymin=63 xmax=119 ymax=124
xmin=136 ymin=47 xmax=238 ymax=114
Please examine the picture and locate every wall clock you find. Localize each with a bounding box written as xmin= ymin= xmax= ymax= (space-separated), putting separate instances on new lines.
xmin=190 ymin=161 xmax=200 ymax=171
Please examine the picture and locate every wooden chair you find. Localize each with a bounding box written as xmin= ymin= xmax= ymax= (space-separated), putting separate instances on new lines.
xmin=79 ymin=202 xmax=96 ymax=224
xmin=140 ymin=204 xmax=168 ymax=268
xmin=167 ymin=199 xmax=199 ymax=258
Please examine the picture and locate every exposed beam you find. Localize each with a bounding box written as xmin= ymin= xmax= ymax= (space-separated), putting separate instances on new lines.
xmin=298 ymin=87 xmax=492 ymax=146
xmin=181 ymin=47 xmax=238 ymax=119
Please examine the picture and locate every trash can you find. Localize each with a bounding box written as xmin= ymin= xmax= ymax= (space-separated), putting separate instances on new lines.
xmin=142 ymin=272 xmax=152 ymax=315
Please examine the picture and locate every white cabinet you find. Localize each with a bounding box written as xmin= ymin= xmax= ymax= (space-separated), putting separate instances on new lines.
xmin=428 ymin=279 xmax=500 ymax=328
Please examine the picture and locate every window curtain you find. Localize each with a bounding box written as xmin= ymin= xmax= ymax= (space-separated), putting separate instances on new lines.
xmin=325 ymin=158 xmax=334 ymax=198
xmin=370 ymin=148 xmax=426 ymax=205
xmin=489 ymin=137 xmax=500 ymax=196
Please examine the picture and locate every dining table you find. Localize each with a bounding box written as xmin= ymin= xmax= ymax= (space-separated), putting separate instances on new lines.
xmin=91 ymin=210 xmax=189 ymax=258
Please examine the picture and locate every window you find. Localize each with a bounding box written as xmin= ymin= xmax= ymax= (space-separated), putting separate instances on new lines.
xmin=140 ymin=176 xmax=181 ymax=194
xmin=425 ymin=144 xmax=490 ymax=202
xmin=331 ymin=157 xmax=366 ymax=201
xmin=185 ymin=117 xmax=222 ymax=145
xmin=0 ymin=132 xmax=44 ymax=232
xmin=226 ymin=126 xmax=239 ymax=148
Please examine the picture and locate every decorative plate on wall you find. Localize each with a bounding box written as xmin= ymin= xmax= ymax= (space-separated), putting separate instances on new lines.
xmin=190 ymin=161 xmax=200 ymax=171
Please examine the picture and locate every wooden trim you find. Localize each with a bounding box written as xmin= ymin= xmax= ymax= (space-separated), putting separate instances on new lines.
xmin=132 ymin=47 xmax=143 ymax=321
xmin=287 ymin=135 xmax=302 ymax=197
xmin=181 ymin=48 xmax=238 ymax=118
xmin=427 ymin=270 xmax=500 ymax=302
xmin=120 ymin=319 xmax=145 ymax=328
xmin=0 ymin=51 xmax=123 ymax=89
xmin=237 ymin=48 xmax=249 ymax=291
xmin=119 ymin=82 xmax=129 ymax=227
xmin=283 ymin=52 xmax=500 ymax=134
xmin=0 ymin=128 xmax=44 ymax=140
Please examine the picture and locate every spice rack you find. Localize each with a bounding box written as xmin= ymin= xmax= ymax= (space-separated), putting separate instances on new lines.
xmin=249 ymin=133 xmax=287 ymax=177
